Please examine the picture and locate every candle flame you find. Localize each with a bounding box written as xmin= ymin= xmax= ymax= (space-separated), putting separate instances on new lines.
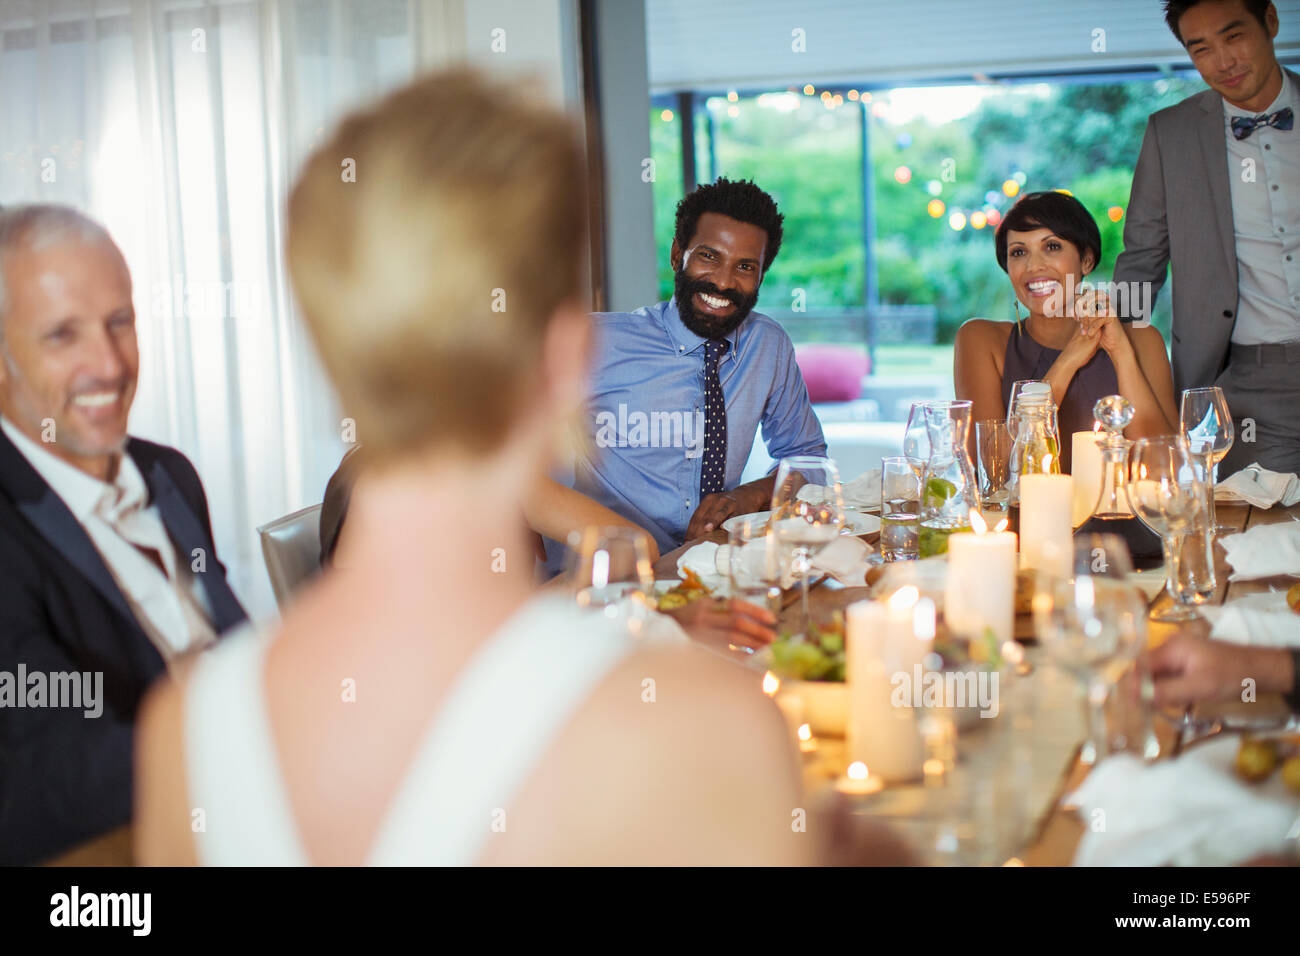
xmin=970 ymin=508 xmax=987 ymax=534
xmin=797 ymin=723 xmax=812 ymax=742
xmin=994 ymin=516 xmax=1009 ymax=533
xmin=762 ymin=671 xmax=780 ymax=696
xmin=1043 ymin=453 xmax=1054 ymax=472
xmin=888 ymin=585 xmax=920 ymax=610
xmin=847 ymin=761 xmax=869 ymax=781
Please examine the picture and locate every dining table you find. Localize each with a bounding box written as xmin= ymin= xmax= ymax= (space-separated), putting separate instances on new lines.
xmin=652 ymin=498 xmax=1300 ymax=866
xmin=45 ymin=500 xmax=1298 ymax=867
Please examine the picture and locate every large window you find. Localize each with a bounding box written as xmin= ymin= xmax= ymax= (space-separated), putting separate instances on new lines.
xmin=649 ymin=73 xmax=1208 ymax=385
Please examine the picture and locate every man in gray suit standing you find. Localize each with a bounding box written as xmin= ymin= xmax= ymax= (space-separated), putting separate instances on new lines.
xmin=1114 ymin=0 xmax=1298 ymax=473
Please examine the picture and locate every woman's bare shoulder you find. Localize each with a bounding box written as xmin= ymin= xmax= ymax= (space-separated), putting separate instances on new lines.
xmin=955 ymin=317 xmax=1014 ymax=346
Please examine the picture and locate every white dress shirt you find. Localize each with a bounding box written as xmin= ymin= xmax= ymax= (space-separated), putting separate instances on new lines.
xmin=1 ymin=417 xmax=217 ymax=663
xmin=1224 ymin=69 xmax=1300 ymax=346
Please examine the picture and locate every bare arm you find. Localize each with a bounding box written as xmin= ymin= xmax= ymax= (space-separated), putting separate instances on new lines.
xmin=953 ymin=320 xmax=1009 ymax=459
xmin=524 ymin=477 xmax=660 ymax=562
xmin=134 ymin=678 xmax=200 ymax=866
xmin=1116 ymin=325 xmax=1178 ymax=437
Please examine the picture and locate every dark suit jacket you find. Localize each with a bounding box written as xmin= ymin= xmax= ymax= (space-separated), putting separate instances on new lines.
xmin=1113 ymin=68 xmax=1300 ymax=395
xmin=0 ymin=429 xmax=247 ymax=864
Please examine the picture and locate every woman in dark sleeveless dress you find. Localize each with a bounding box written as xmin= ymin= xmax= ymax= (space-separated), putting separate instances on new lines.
xmin=954 ymin=191 xmax=1177 ymax=473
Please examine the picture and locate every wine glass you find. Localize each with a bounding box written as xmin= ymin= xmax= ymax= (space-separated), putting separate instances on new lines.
xmin=903 ymin=401 xmax=935 ymax=475
xmin=1032 ymin=534 xmax=1147 ymax=765
xmin=1180 ymin=386 xmax=1235 ymax=535
xmin=976 ymin=419 xmax=1013 ymax=513
xmin=1127 ymin=437 xmax=1216 ymax=622
xmin=566 ymin=526 xmax=656 ymax=635
xmin=771 ymin=456 xmax=845 ymax=639
xmin=727 ymin=517 xmax=783 ymax=617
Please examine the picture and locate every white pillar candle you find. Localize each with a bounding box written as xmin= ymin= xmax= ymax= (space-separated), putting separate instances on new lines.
xmin=1019 ymin=473 xmax=1074 ymax=578
xmin=1071 ymin=430 xmax=1103 ymax=527
xmin=845 ymin=598 xmax=925 ymax=784
xmin=945 ymin=516 xmax=1017 ymax=645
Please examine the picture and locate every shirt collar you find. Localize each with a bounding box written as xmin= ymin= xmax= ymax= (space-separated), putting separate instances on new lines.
xmin=1223 ymin=67 xmax=1296 ymax=118
xmin=661 ymin=295 xmax=745 ymax=361
xmin=0 ymin=415 xmax=144 ymax=522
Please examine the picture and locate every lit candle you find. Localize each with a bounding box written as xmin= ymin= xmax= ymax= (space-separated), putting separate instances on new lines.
xmin=764 ymin=671 xmax=807 ymax=743
xmin=845 ymin=597 xmax=926 ymax=784
xmin=835 ymin=760 xmax=884 ymax=796
xmin=945 ymin=509 xmax=1017 ymax=644
xmin=1019 ymin=457 xmax=1073 ymax=578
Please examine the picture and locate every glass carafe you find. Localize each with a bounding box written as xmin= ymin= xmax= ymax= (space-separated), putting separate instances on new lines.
xmin=1074 ymin=395 xmax=1164 ymax=570
xmin=918 ymin=400 xmax=979 ymax=557
xmin=1008 ymin=382 xmax=1061 ymax=504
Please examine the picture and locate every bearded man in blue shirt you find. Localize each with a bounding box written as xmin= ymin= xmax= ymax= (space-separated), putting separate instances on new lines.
xmin=573 ymin=177 xmax=828 ymax=558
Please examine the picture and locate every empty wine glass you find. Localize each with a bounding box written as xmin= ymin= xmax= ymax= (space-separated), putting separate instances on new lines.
xmin=1127 ymin=437 xmax=1215 ymax=622
xmin=903 ymin=401 xmax=935 ymax=475
xmin=976 ymin=419 xmax=1013 ymax=513
xmin=1032 ymin=534 xmax=1147 ymax=765
xmin=1180 ymin=386 xmax=1235 ymax=535
xmin=566 ymin=526 xmax=656 ymax=635
xmin=771 ymin=456 xmax=845 ymax=639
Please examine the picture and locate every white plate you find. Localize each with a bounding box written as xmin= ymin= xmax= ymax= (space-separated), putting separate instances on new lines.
xmin=721 ymin=510 xmax=880 ymax=536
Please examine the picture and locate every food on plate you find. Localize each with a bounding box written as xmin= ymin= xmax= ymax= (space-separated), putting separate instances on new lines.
xmin=656 ymin=567 xmax=713 ymax=611
xmin=1283 ymin=755 xmax=1300 ymax=795
xmin=1234 ymin=737 xmax=1280 ymax=783
xmin=769 ymin=614 xmax=845 ymax=682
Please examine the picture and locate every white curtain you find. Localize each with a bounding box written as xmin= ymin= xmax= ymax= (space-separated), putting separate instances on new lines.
xmin=0 ymin=0 xmax=556 ymax=618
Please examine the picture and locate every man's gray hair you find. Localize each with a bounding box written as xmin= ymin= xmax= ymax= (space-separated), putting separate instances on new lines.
xmin=0 ymin=204 xmax=120 ymax=332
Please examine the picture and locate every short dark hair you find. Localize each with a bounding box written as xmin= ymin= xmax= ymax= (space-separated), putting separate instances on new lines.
xmin=994 ymin=191 xmax=1101 ymax=274
xmin=673 ymin=177 xmax=784 ymax=273
xmin=1162 ymin=0 xmax=1273 ymax=45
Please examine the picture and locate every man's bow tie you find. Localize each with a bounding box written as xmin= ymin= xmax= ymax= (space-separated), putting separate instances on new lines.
xmin=1231 ymin=106 xmax=1294 ymax=140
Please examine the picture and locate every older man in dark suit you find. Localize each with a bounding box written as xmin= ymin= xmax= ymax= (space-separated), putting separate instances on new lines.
xmin=0 ymin=205 xmax=246 ymax=863
xmin=1114 ymin=0 xmax=1299 ymax=474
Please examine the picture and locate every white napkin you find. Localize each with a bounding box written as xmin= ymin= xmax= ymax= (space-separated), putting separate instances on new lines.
xmin=1069 ymin=744 xmax=1300 ymax=866
xmin=1200 ymin=590 xmax=1300 ymax=646
xmin=796 ymin=468 xmax=882 ymax=510
xmin=676 ymin=541 xmax=727 ymax=592
xmin=1220 ymin=521 xmax=1300 ymax=580
xmin=809 ymin=535 xmax=874 ymax=585
xmin=1217 ymin=462 xmax=1300 ymax=509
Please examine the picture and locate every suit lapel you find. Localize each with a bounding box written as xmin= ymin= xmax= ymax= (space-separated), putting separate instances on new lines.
xmin=1195 ymin=90 xmax=1239 ymax=289
xmin=0 ymin=427 xmax=139 ymax=629
xmin=136 ymin=449 xmax=247 ymax=633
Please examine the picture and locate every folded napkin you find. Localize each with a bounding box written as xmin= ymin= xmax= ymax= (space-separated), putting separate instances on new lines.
xmin=1200 ymin=590 xmax=1300 ymax=646
xmin=1217 ymin=462 xmax=1300 ymax=509
xmin=1219 ymin=521 xmax=1300 ymax=580
xmin=796 ymin=468 xmax=882 ymax=510
xmin=1069 ymin=743 xmax=1300 ymax=866
xmin=809 ymin=535 xmax=874 ymax=586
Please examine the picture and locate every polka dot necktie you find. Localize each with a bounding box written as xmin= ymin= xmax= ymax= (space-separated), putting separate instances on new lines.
xmin=700 ymin=340 xmax=729 ymax=497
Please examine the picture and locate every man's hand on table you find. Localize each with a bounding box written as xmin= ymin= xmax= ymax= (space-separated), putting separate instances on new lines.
xmin=684 ymin=478 xmax=774 ymax=541
xmin=1146 ymin=634 xmax=1296 ymax=708
xmin=662 ymin=597 xmax=777 ymax=651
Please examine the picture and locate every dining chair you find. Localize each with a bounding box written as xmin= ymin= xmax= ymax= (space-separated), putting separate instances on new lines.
xmin=257 ymin=504 xmax=323 ymax=610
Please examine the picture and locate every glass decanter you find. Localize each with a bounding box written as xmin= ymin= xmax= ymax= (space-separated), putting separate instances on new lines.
xmin=1073 ymin=395 xmax=1164 ymax=570
xmin=918 ymin=400 xmax=979 ymax=557
xmin=1008 ymin=382 xmax=1061 ymax=505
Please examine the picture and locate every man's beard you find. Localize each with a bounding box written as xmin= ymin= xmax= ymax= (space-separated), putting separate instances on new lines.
xmin=673 ymin=269 xmax=759 ymax=340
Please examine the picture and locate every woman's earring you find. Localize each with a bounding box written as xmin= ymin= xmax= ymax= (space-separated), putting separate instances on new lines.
xmin=1011 ymin=289 xmax=1024 ymax=326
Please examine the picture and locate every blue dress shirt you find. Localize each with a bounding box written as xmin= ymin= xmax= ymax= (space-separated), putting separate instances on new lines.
xmin=569 ymin=297 xmax=826 ymax=555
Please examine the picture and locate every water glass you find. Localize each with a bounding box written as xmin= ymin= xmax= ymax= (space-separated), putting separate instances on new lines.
xmin=727 ymin=518 xmax=783 ymax=617
xmin=566 ymin=526 xmax=656 ymax=634
xmin=879 ymin=456 xmax=920 ymax=562
xmin=976 ymin=419 xmax=1013 ymax=512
